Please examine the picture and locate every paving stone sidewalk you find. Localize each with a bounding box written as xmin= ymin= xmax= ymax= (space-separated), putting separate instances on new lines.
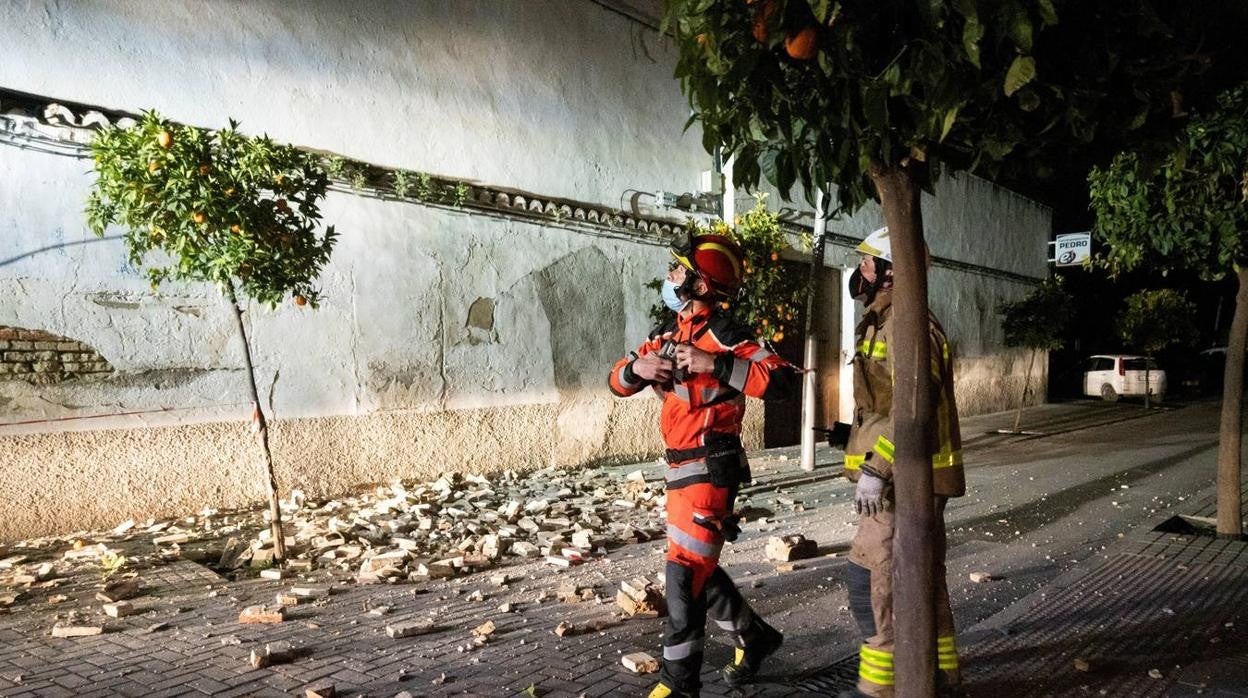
xmin=0 ymin=400 xmax=1234 ymax=698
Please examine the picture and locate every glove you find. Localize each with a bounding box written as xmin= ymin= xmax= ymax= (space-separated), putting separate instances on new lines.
xmin=854 ymin=472 xmax=888 ymax=517
xmin=820 ymin=422 xmax=852 ymax=449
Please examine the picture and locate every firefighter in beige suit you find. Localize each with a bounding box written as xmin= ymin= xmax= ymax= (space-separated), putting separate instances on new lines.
xmin=831 ymin=227 xmax=966 ymax=697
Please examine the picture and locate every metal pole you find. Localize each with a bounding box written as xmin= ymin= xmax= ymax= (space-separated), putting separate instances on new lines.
xmin=800 ymin=188 xmax=827 ymax=472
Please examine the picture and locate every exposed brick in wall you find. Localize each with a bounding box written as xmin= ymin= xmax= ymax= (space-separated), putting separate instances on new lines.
xmin=0 ymin=326 xmax=112 ymax=384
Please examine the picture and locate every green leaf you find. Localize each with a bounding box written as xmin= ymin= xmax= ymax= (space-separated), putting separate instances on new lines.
xmin=812 ymin=0 xmax=832 ymax=23
xmin=1037 ymin=0 xmax=1058 ymax=26
xmin=940 ymin=106 xmax=960 ymax=141
xmin=1003 ymin=56 xmax=1036 ymax=97
xmin=961 ymin=16 xmax=984 ymax=68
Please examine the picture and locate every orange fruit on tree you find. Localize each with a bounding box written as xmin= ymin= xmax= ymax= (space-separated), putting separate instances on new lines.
xmin=785 ymin=26 xmax=818 ymax=60
xmin=198 ymin=165 xmax=211 ymax=176
xmin=156 ymin=130 xmax=172 ymax=149
xmin=230 ymin=224 xmax=242 ymax=234
xmin=191 ymin=211 xmax=206 ymax=225
xmin=773 ymin=332 xmax=785 ymax=342
xmin=752 ymin=0 xmax=776 ymax=43
xmin=224 ymin=187 xmax=236 ymax=197
xmin=294 ymin=295 xmax=308 ymax=307
xmin=147 ymin=160 xmax=160 ymax=173
xmin=770 ymin=252 xmax=780 ymax=261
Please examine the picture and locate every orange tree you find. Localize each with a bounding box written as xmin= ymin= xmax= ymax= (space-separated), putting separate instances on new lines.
xmin=86 ymin=111 xmax=338 ymax=563
xmin=663 ymin=0 xmax=1246 ymax=691
xmin=1090 ymin=84 xmax=1248 ymax=534
xmin=648 ymin=199 xmax=807 ymax=342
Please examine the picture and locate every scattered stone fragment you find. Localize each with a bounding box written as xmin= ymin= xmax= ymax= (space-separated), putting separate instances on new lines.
xmin=103 ymin=601 xmax=138 ymax=618
xmin=0 ymin=592 xmax=19 ymax=606
xmin=249 ymin=641 xmax=294 ymax=669
xmin=34 ymin=563 xmax=55 ymax=581
xmin=1148 ymin=668 xmax=1163 ymax=679
xmin=276 ymin=593 xmax=302 ymax=606
xmin=305 ymin=680 xmax=337 ymax=698
xmin=490 ymin=573 xmax=510 ymax=586
xmin=0 ymin=556 xmax=28 ymax=569
xmin=1074 ymin=658 xmax=1091 ymax=672
xmin=152 ymin=533 xmax=191 ymax=546
xmin=387 ymin=621 xmax=436 ymax=639
xmin=498 ymin=602 xmax=513 ymax=613
xmin=616 ymin=579 xmax=667 ymax=618
xmin=287 ymin=559 xmax=314 ymax=572
xmin=141 ymin=621 xmax=168 ymax=634
xmin=260 ymin=569 xmax=284 ymax=581
xmin=765 ymin=535 xmax=818 ymax=562
xmin=554 ymin=621 xmax=574 ymax=637
xmin=47 ymin=594 xmax=69 ymax=604
xmin=545 ymin=556 xmax=573 ymax=568
xmin=97 ymin=578 xmax=143 ymax=603
xmin=622 ymin=652 xmax=660 ymax=674
xmin=775 ymin=563 xmax=804 ymax=573
xmin=291 ymin=584 xmax=332 ymax=599
xmin=367 ymin=605 xmax=391 ymax=616
xmin=51 ymin=623 xmax=104 ymax=638
xmin=472 ymin=620 xmax=496 ymax=637
xmin=238 ymin=605 xmax=285 ymax=624
xmin=969 ymin=572 xmax=996 ymax=583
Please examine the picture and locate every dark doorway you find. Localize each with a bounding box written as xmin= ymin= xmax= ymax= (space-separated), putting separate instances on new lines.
xmin=765 ymin=264 xmax=843 ymax=447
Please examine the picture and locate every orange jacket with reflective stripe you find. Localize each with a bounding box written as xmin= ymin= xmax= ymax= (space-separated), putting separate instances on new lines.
xmin=608 ymin=306 xmax=798 ymax=451
xmin=844 ymin=289 xmax=966 ymax=497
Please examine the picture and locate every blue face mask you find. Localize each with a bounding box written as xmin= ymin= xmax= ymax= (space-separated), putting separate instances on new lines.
xmin=661 ymin=278 xmax=689 ymax=312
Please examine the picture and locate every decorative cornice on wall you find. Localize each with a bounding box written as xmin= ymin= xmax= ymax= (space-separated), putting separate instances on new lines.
xmin=0 ymin=87 xmax=1041 ymax=283
xmin=0 ymin=87 xmax=688 ymax=248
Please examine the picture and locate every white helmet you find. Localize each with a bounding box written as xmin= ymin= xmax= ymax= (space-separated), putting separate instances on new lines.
xmin=855 ymin=226 xmax=891 ymax=262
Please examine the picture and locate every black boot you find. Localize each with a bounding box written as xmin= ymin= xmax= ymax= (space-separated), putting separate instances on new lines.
xmin=721 ymin=618 xmax=783 ymax=687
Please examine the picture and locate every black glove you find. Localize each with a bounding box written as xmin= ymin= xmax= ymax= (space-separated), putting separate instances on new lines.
xmin=815 ymin=422 xmax=852 ymax=449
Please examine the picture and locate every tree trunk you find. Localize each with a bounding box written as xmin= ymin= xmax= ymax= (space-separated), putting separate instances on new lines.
xmin=800 ymin=188 xmax=828 ymax=472
xmin=869 ymin=162 xmax=936 ymax=698
xmin=1013 ymin=348 xmax=1037 ymax=433
xmin=1216 ymin=267 xmax=1248 ymax=537
xmin=226 ymin=283 xmax=288 ymax=562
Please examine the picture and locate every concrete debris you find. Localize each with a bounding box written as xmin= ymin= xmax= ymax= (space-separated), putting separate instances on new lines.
xmin=616 ymin=578 xmax=667 ymax=618
xmin=1148 ymin=668 xmax=1163 ymax=679
xmin=367 ymin=605 xmax=391 ymax=616
xmin=498 ymin=602 xmax=513 ymax=613
xmin=249 ymin=641 xmax=294 ymax=669
xmin=290 ymin=584 xmax=332 ymax=599
xmin=387 ymin=621 xmax=436 ymax=639
xmin=276 ymin=593 xmax=302 ymax=606
xmin=471 ymin=620 xmax=496 ymax=637
xmin=554 ymin=621 xmax=574 ymax=637
xmin=0 ymin=592 xmax=19 ymax=606
xmin=238 ymin=605 xmax=285 ymax=624
xmin=765 ymin=535 xmax=818 ymax=562
xmin=0 ymin=464 xmax=667 ymax=589
xmin=102 ymin=601 xmax=138 ymax=618
xmin=305 ymin=680 xmax=337 ymax=698
xmin=1074 ymin=658 xmax=1091 ymax=672
xmin=96 ymin=578 xmax=143 ymax=603
xmin=969 ymin=572 xmax=997 ymax=583
xmin=621 ymin=652 xmax=659 ymax=674
xmin=51 ymin=623 xmax=104 ymax=638
xmin=775 ymin=563 xmax=804 ymax=573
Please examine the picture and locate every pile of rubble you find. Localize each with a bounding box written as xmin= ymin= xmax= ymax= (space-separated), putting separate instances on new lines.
xmin=1 ymin=465 xmax=671 ymax=589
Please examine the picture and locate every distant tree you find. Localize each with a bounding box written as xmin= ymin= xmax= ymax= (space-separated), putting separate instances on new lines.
xmin=1117 ymin=289 xmax=1196 ymax=408
xmin=1090 ymin=84 xmax=1248 ymax=535
xmin=86 ymin=112 xmax=338 ymax=562
xmin=999 ymin=277 xmax=1072 ymax=431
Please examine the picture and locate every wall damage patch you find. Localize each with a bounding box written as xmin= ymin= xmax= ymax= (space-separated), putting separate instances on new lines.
xmin=0 ymin=326 xmax=112 ymax=384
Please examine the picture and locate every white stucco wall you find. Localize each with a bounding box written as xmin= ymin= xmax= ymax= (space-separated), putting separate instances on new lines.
xmin=0 ymin=0 xmax=1050 ymax=539
xmin=0 ymin=0 xmax=707 ymax=210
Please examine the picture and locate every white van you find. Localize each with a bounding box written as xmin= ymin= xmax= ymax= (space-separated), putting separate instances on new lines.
xmin=1083 ymin=354 xmax=1166 ymax=402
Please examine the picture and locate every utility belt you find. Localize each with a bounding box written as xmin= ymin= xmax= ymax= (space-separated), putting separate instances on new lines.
xmin=665 ymin=434 xmax=752 ymax=489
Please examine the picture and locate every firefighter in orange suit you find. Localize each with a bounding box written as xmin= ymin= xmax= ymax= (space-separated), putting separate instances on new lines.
xmin=824 ymin=227 xmax=966 ymax=697
xmin=608 ymin=232 xmax=799 ymax=698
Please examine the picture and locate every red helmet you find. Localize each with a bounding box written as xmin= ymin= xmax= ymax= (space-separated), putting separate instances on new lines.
xmin=671 ymin=233 xmax=745 ymax=298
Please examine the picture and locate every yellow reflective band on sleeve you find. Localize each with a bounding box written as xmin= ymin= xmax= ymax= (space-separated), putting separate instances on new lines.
xmin=873 ymin=435 xmax=895 ymax=463
xmin=937 ymin=636 xmax=957 ymax=649
xmin=859 ymin=645 xmax=894 ymax=667
xmin=844 ymin=454 xmax=864 ymax=471
xmin=857 ymin=339 xmax=888 ymax=360
xmin=932 ymin=449 xmax=963 ymax=470
xmin=938 ymin=657 xmax=959 ymax=670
